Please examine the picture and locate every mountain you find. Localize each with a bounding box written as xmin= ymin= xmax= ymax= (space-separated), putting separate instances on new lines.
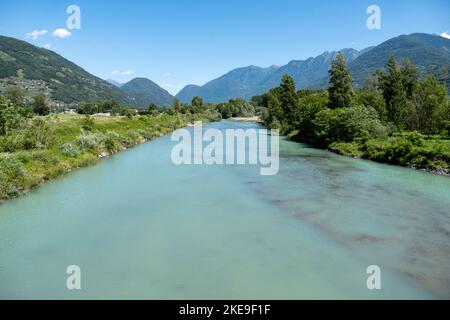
xmin=0 ymin=35 xmax=134 ymax=106
xmin=106 ymin=79 xmax=123 ymax=87
xmin=261 ymin=48 xmax=361 ymax=91
xmin=121 ymin=78 xmax=174 ymax=108
xmin=176 ymin=49 xmax=361 ymax=103
xmin=348 ymin=33 xmax=450 ymax=88
xmin=177 ymin=33 xmax=450 ymax=103
xmin=177 ymin=65 xmax=280 ymax=104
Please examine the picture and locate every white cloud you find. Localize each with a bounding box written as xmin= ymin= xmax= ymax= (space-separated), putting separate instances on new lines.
xmin=111 ymin=70 xmax=134 ymax=76
xmin=52 ymin=28 xmax=72 ymax=39
xmin=441 ymin=32 xmax=450 ymax=39
xmin=26 ymin=30 xmax=47 ymax=40
xmin=163 ymin=72 xmax=171 ymax=77
xmin=43 ymin=44 xmax=51 ymax=49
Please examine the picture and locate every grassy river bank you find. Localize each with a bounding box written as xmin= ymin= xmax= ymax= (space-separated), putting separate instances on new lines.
xmin=0 ymin=112 xmax=219 ymax=202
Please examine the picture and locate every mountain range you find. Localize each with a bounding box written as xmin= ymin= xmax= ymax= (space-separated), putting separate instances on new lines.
xmin=1 ymin=33 xmax=449 ymax=108
xmin=177 ymin=33 xmax=450 ymax=103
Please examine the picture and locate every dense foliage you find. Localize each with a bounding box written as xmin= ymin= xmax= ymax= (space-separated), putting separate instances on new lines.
xmin=259 ymin=55 xmax=450 ymax=172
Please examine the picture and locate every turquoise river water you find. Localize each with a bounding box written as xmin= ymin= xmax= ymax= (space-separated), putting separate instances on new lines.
xmin=0 ymin=120 xmax=449 ymax=299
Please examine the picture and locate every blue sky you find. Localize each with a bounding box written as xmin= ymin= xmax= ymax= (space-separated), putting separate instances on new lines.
xmin=0 ymin=0 xmax=449 ymax=94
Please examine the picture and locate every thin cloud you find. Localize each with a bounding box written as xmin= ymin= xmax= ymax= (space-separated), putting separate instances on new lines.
xmin=163 ymin=72 xmax=171 ymax=77
xmin=441 ymin=32 xmax=450 ymax=39
xmin=26 ymin=30 xmax=47 ymax=40
xmin=43 ymin=44 xmax=51 ymax=49
xmin=53 ymin=28 xmax=72 ymax=39
xmin=111 ymin=70 xmax=120 ymax=75
xmin=122 ymin=70 xmax=134 ymax=75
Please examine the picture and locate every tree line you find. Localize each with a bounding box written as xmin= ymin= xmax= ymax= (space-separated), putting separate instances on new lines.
xmin=258 ymin=53 xmax=449 ymax=146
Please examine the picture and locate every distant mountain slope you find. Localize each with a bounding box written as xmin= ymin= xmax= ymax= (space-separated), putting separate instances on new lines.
xmin=106 ymin=79 xmax=123 ymax=87
xmin=121 ymin=78 xmax=174 ymax=108
xmin=177 ymin=65 xmax=279 ymax=104
xmin=177 ymin=33 xmax=450 ymax=103
xmin=176 ymin=84 xmax=203 ymax=103
xmin=176 ymin=49 xmax=360 ymax=103
xmin=261 ymin=48 xmax=361 ymax=91
xmin=348 ymin=33 xmax=450 ymax=87
xmin=0 ymin=35 xmax=134 ymax=105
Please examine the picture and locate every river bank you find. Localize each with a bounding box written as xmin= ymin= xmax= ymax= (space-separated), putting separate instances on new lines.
xmin=0 ymin=112 xmax=219 ymax=202
xmin=281 ymin=130 xmax=450 ymax=177
xmin=326 ymin=137 xmax=450 ymax=177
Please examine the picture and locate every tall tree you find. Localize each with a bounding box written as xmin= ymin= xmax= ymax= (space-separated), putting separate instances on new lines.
xmin=378 ymin=56 xmax=410 ymax=128
xmin=400 ymin=59 xmax=419 ymax=97
xmin=328 ymin=52 xmax=354 ymax=109
xmin=279 ymin=74 xmax=299 ymax=127
xmin=266 ymin=91 xmax=283 ymax=129
xmin=172 ymin=98 xmax=181 ymax=113
xmin=192 ymin=96 xmax=204 ymax=111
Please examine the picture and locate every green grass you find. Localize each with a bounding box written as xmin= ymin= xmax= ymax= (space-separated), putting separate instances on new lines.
xmin=0 ymin=112 xmax=217 ymax=202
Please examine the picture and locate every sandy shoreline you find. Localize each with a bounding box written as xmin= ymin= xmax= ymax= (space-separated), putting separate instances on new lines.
xmin=229 ymin=116 xmax=263 ymax=123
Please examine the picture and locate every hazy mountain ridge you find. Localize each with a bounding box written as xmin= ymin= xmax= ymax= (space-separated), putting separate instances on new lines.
xmin=176 ymin=65 xmax=280 ymax=104
xmin=106 ymin=79 xmax=124 ymax=88
xmin=177 ymin=33 xmax=450 ymax=103
xmin=120 ymin=78 xmax=174 ymax=108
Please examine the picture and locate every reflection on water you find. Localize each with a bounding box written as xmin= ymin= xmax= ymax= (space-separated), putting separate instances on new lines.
xmin=0 ymin=121 xmax=449 ymax=299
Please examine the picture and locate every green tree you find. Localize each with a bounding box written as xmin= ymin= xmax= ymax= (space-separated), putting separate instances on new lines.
xmin=32 ymin=95 xmax=50 ymax=116
xmin=410 ymin=76 xmax=448 ymax=135
xmin=354 ymin=88 xmax=388 ymax=122
xmin=296 ymin=90 xmax=328 ymax=140
xmin=328 ymin=52 xmax=354 ymax=109
xmin=192 ymin=96 xmax=204 ymax=111
xmin=265 ymin=91 xmax=284 ymax=129
xmin=172 ymin=98 xmax=181 ymax=113
xmin=400 ymin=59 xmax=419 ymax=97
xmin=378 ymin=57 xmax=410 ymax=128
xmin=148 ymin=103 xmax=159 ymax=113
xmin=279 ymin=74 xmax=299 ymax=128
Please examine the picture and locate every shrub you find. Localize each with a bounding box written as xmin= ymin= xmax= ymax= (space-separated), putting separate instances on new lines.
xmin=81 ymin=115 xmax=95 ymax=131
xmin=28 ymin=118 xmax=54 ymax=149
xmin=104 ymin=131 xmax=122 ymax=153
xmin=75 ymin=131 xmax=105 ymax=151
xmin=312 ymin=105 xmax=387 ymax=145
xmin=60 ymin=143 xmax=81 ymax=157
xmin=0 ymin=154 xmax=25 ymax=198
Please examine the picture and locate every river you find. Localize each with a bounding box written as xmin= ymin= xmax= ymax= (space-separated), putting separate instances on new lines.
xmin=0 ymin=120 xmax=449 ymax=299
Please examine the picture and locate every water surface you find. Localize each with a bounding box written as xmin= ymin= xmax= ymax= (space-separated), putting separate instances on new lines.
xmin=0 ymin=121 xmax=449 ymax=299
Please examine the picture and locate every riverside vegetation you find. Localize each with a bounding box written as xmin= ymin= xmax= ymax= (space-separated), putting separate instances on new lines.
xmin=0 ymin=93 xmax=221 ymax=201
xmin=257 ymin=54 xmax=450 ymax=174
